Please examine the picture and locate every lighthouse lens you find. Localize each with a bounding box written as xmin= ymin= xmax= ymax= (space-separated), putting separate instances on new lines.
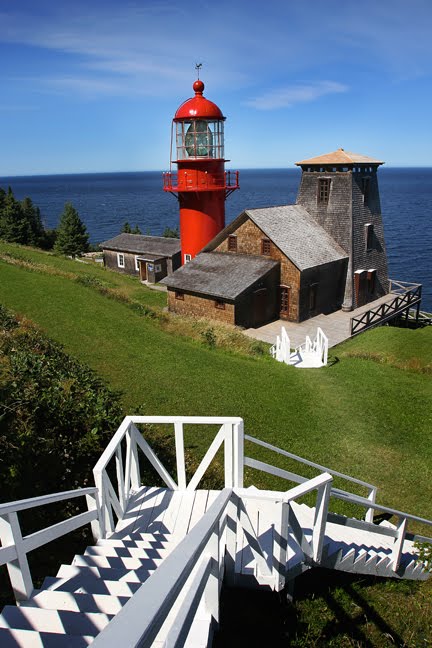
xmin=185 ymin=121 xmax=213 ymax=157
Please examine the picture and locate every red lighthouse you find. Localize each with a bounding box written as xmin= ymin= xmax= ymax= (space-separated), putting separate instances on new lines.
xmin=163 ymin=77 xmax=239 ymax=264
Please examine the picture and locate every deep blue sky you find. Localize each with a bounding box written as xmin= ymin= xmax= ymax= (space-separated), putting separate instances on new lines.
xmin=1 ymin=0 xmax=431 ymax=175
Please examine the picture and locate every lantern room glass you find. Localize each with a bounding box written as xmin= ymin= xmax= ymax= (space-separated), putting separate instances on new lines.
xmin=176 ymin=120 xmax=224 ymax=160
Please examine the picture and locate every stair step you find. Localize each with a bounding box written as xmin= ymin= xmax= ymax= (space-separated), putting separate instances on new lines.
xmin=72 ymin=552 xmax=164 ymax=571
xmin=42 ymin=576 xmax=141 ymax=597
xmin=107 ymin=531 xmax=170 ymax=542
xmin=85 ymin=544 xmax=169 ymax=559
xmin=0 ymin=605 xmax=111 ymax=636
xmin=57 ymin=563 xmax=156 ymax=584
xmin=22 ymin=590 xmax=128 ymax=615
xmin=96 ymin=537 xmax=170 ymax=549
xmin=0 ymin=628 xmax=93 ymax=647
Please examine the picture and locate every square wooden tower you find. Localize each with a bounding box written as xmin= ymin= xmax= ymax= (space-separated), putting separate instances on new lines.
xmin=296 ymin=149 xmax=389 ymax=311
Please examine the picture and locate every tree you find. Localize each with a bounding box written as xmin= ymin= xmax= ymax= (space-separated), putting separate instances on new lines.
xmin=54 ymin=203 xmax=89 ymax=258
xmin=0 ymin=186 xmax=50 ymax=248
xmin=162 ymin=225 xmax=179 ymax=238
xmin=132 ymin=224 xmax=142 ymax=235
xmin=121 ymin=221 xmax=132 ymax=233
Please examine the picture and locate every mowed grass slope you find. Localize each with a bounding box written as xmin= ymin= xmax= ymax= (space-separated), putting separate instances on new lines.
xmin=1 ymin=243 xmax=432 ymax=646
xmin=0 ymin=243 xmax=431 ymax=520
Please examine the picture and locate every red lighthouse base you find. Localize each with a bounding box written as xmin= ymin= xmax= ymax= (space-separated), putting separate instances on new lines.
xmin=179 ymin=190 xmax=225 ymax=261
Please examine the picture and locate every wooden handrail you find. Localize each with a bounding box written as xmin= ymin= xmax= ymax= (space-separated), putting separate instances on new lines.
xmin=0 ymin=487 xmax=97 ymax=515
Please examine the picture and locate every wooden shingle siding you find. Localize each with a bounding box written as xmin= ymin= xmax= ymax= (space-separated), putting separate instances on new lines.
xmin=104 ymin=250 xmax=139 ymax=275
xmin=167 ymin=290 xmax=235 ymax=325
xmin=296 ymin=168 xmax=388 ymax=310
xmin=214 ymin=219 xmax=301 ymax=321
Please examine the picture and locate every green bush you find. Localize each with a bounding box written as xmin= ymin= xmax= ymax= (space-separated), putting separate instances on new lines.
xmin=0 ymin=306 xmax=123 ymax=502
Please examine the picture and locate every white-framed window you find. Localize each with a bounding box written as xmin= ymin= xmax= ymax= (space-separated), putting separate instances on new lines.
xmin=117 ymin=253 xmax=125 ymax=268
xmin=155 ymin=263 xmax=162 ymax=272
xmin=135 ymin=256 xmax=140 ymax=272
xmin=184 ymin=253 xmax=192 ymax=263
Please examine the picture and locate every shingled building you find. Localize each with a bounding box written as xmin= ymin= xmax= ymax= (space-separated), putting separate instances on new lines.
xmin=162 ymin=149 xmax=389 ymax=327
xmin=100 ymin=234 xmax=181 ymax=283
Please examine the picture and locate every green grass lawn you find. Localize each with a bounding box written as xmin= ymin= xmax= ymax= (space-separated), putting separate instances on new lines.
xmin=1 ymin=243 xmax=432 ymax=646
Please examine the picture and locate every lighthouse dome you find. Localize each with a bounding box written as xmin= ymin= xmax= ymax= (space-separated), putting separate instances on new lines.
xmin=174 ymin=80 xmax=225 ymax=121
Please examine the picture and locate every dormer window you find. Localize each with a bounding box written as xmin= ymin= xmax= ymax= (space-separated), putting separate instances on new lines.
xmin=261 ymin=238 xmax=271 ymax=256
xmin=228 ymin=235 xmax=237 ymax=252
xmin=318 ymin=178 xmax=331 ymax=204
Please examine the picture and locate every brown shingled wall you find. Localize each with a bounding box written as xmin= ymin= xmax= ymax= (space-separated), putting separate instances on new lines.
xmin=214 ymin=218 xmax=301 ymax=321
xmin=167 ymin=290 xmax=235 ymax=325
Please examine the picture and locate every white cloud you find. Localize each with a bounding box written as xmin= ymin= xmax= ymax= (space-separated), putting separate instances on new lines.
xmin=245 ymin=82 xmax=349 ymax=110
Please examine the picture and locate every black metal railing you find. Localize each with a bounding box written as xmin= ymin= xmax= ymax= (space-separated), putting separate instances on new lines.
xmin=350 ymin=281 xmax=422 ymax=336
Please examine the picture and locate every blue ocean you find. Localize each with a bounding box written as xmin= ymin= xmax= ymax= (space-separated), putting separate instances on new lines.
xmin=2 ymin=168 xmax=431 ymax=311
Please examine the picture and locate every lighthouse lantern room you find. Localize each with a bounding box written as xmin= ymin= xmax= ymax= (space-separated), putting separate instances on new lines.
xmin=163 ymin=76 xmax=239 ymax=264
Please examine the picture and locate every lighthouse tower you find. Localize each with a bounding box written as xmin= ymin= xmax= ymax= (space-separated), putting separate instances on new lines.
xmin=163 ymin=77 xmax=239 ymax=265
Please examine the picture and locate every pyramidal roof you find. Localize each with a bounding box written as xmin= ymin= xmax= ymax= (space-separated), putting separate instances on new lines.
xmin=295 ymin=148 xmax=384 ymax=166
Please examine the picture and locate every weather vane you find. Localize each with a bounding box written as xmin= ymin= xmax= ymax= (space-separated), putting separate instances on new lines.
xmin=195 ymin=63 xmax=202 ymax=79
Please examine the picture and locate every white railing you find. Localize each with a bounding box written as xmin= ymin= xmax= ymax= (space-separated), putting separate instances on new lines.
xmin=0 ymin=487 xmax=101 ymax=602
xmin=295 ymin=327 xmax=328 ymax=366
xmin=244 ymin=435 xmax=378 ymax=522
xmin=92 ymin=473 xmax=335 ymax=646
xmin=93 ymin=416 xmax=244 ymax=538
xmin=243 ymin=434 xmax=432 ymax=572
xmin=270 ymin=326 xmax=290 ymax=363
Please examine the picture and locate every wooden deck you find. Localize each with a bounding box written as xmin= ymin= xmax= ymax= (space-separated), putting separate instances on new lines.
xmin=114 ymin=487 xmax=221 ymax=539
xmin=244 ymin=292 xmax=413 ymax=349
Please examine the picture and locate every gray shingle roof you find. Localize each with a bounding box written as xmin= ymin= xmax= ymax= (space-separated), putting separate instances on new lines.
xmin=160 ymin=252 xmax=279 ymax=300
xmin=100 ymin=234 xmax=180 ymax=256
xmin=204 ymin=205 xmax=348 ymax=270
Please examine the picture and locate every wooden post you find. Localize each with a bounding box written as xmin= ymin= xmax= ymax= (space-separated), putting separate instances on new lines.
xmin=391 ymin=516 xmax=408 ymax=572
xmin=115 ymin=445 xmax=126 ymax=514
xmin=224 ymin=494 xmax=238 ymax=585
xmin=273 ymin=502 xmax=289 ymax=591
xmin=233 ymin=420 xmax=244 ymax=488
xmin=205 ymin=520 xmax=220 ymax=623
xmin=224 ymin=422 xmax=234 ymax=487
xmin=365 ymin=487 xmax=377 ymax=523
xmin=312 ymin=480 xmax=331 ymax=563
xmin=86 ymin=491 xmax=104 ymax=541
xmin=174 ymin=422 xmax=187 ymax=490
xmin=0 ymin=512 xmax=33 ymax=602
xmin=129 ymin=424 xmax=141 ymax=490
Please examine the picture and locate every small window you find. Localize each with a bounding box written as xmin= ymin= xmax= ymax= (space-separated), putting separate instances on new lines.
xmin=135 ymin=256 xmax=139 ymax=272
xmin=155 ymin=263 xmax=162 ymax=273
xmin=365 ymin=223 xmax=374 ymax=251
xmin=117 ymin=253 xmax=125 ymax=268
xmin=215 ymin=299 xmax=225 ymax=310
xmin=280 ymin=286 xmax=290 ymax=314
xmin=318 ymin=178 xmax=331 ymax=204
xmin=228 ymin=235 xmax=237 ymax=252
xmin=184 ymin=253 xmax=192 ymax=263
xmin=362 ymin=177 xmax=371 ymax=205
xmin=261 ymin=238 xmax=271 ymax=255
xmin=175 ymin=291 xmax=184 ymax=300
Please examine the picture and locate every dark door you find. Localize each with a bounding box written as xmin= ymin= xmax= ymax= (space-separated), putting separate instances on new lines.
xmin=139 ymin=261 xmax=147 ymax=281
xmin=252 ymin=288 xmax=268 ymax=328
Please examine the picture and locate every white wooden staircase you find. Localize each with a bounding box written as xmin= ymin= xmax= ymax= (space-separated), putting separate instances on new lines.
xmin=270 ymin=326 xmax=329 ymax=368
xmin=0 ymin=416 xmax=430 ymax=647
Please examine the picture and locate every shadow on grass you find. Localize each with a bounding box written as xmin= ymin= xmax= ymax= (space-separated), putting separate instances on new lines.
xmin=214 ymin=568 xmax=411 ymax=647
xmin=327 ymin=355 xmax=340 ymax=367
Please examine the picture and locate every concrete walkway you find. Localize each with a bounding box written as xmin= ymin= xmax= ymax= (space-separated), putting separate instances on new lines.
xmin=244 ymin=293 xmax=398 ymax=349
